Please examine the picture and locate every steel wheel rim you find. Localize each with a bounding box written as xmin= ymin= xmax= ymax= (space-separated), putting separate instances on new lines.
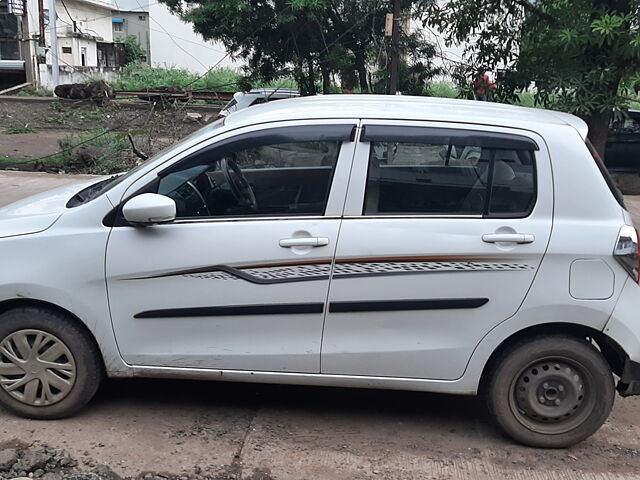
xmin=508 ymin=356 xmax=597 ymax=435
xmin=0 ymin=329 xmax=76 ymax=406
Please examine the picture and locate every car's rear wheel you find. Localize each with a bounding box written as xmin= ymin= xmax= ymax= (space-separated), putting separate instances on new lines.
xmin=486 ymin=335 xmax=614 ymax=448
xmin=0 ymin=306 xmax=103 ymax=419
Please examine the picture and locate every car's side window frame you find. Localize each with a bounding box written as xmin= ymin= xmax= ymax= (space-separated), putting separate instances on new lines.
xmin=343 ymin=122 xmax=543 ymax=220
xmin=109 ymin=121 xmax=359 ymax=227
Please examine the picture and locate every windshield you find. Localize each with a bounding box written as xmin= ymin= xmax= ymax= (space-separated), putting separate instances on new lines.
xmin=65 ymin=119 xmax=226 ymax=208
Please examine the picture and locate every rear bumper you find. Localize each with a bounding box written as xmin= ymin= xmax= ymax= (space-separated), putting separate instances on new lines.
xmin=618 ymin=359 xmax=640 ymax=397
xmin=604 ymin=278 xmax=640 ymax=364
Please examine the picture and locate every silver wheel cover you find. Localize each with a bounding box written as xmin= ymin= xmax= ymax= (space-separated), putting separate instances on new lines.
xmin=0 ymin=329 xmax=77 ymax=406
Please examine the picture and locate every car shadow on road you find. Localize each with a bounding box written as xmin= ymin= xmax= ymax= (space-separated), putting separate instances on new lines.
xmin=99 ymin=377 xmax=485 ymax=418
xmin=93 ymin=377 xmax=501 ymax=448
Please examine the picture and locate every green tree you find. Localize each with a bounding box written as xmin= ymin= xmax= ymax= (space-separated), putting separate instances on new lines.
xmin=372 ymin=30 xmax=442 ymax=94
xmin=119 ymin=35 xmax=146 ymax=65
xmin=425 ymin=0 xmax=640 ymax=157
xmin=157 ymin=0 xmax=438 ymax=95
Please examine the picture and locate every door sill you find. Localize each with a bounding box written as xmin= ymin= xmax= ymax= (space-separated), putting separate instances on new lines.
xmin=130 ymin=365 xmax=475 ymax=395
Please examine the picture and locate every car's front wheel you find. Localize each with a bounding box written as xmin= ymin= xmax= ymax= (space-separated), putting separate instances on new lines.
xmin=0 ymin=306 xmax=103 ymax=419
xmin=486 ymin=335 xmax=614 ymax=448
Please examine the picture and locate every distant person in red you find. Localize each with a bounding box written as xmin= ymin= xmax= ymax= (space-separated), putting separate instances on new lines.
xmin=473 ymin=70 xmax=496 ymax=101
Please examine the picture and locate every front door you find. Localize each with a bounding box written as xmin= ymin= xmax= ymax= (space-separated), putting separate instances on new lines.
xmin=321 ymin=121 xmax=553 ymax=380
xmin=106 ymin=122 xmax=356 ymax=372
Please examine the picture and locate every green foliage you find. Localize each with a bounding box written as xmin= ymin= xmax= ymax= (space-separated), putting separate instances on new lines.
xmin=424 ymin=0 xmax=640 ymax=154
xmin=113 ymin=64 xmax=194 ymax=90
xmin=119 ymin=35 xmax=146 ymax=65
xmin=426 ymin=82 xmax=459 ymax=98
xmin=16 ymin=86 xmax=54 ymax=97
xmin=3 ymin=126 xmax=37 ymax=134
xmin=372 ymin=31 xmax=442 ymax=95
xmin=113 ymin=64 xmax=243 ymax=91
xmin=157 ymin=0 xmax=436 ymax=95
xmin=56 ymin=129 xmax=132 ymax=174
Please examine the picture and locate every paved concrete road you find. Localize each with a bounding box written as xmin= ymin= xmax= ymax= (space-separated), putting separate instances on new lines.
xmin=1 ymin=171 xmax=640 ymax=480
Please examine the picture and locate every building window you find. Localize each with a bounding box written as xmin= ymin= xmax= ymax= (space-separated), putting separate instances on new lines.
xmin=138 ymin=15 xmax=145 ymax=20
xmin=0 ymin=14 xmax=20 ymax=60
xmin=62 ymin=46 xmax=72 ymax=54
xmin=113 ymin=22 xmax=123 ymax=32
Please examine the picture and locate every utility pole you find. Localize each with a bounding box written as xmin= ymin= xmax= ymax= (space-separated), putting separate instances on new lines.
xmin=19 ymin=0 xmax=35 ymax=86
xmin=48 ymin=0 xmax=59 ymax=87
xmin=389 ymin=0 xmax=401 ymax=95
xmin=38 ymin=0 xmax=45 ymax=45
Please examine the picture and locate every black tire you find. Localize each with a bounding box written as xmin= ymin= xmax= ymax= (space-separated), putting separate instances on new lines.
xmin=486 ymin=335 xmax=614 ymax=448
xmin=0 ymin=307 xmax=103 ymax=419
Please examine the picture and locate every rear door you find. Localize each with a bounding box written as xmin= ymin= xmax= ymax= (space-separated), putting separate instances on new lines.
xmin=320 ymin=121 xmax=553 ymax=380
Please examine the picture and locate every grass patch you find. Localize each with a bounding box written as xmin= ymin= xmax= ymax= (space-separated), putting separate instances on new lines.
xmin=426 ymin=82 xmax=460 ymax=98
xmin=16 ymin=86 xmax=54 ymax=97
xmin=3 ymin=126 xmax=37 ymax=134
xmin=113 ymin=64 xmax=243 ymax=92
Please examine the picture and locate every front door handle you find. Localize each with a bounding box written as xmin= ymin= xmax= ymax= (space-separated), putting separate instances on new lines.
xmin=482 ymin=233 xmax=535 ymax=244
xmin=279 ymin=237 xmax=330 ymax=248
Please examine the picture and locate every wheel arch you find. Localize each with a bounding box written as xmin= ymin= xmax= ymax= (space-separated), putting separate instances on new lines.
xmin=0 ymin=297 xmax=106 ymax=371
xmin=479 ymin=322 xmax=628 ymax=393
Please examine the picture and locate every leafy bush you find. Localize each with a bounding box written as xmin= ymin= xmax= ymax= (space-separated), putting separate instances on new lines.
xmin=113 ymin=64 xmax=243 ymax=92
xmin=426 ymin=82 xmax=460 ymax=98
xmin=56 ymin=129 xmax=133 ymax=174
xmin=120 ymin=35 xmax=146 ymax=65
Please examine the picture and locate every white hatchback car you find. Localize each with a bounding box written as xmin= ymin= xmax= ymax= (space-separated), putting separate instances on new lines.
xmin=1 ymin=95 xmax=639 ymax=448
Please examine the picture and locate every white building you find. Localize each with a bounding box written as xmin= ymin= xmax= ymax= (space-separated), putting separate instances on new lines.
xmin=51 ymin=0 xmax=115 ymax=68
xmin=4 ymin=0 xmax=124 ymax=88
xmin=113 ymin=0 xmax=236 ymax=73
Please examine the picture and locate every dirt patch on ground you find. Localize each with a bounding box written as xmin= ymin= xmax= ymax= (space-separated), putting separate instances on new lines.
xmin=0 ymin=97 xmax=219 ymax=174
xmin=2 ymin=379 xmax=640 ymax=480
xmin=0 ymin=130 xmax=67 ymax=160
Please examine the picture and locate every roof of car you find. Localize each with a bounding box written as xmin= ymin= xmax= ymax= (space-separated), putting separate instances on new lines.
xmin=223 ymin=94 xmax=588 ymax=138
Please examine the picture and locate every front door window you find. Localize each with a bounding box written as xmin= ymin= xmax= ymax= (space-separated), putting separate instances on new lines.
xmin=155 ymin=139 xmax=342 ymax=218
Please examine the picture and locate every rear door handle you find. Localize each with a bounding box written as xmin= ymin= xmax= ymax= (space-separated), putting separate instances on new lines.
xmin=279 ymin=237 xmax=330 ymax=248
xmin=482 ymin=233 xmax=535 ymax=244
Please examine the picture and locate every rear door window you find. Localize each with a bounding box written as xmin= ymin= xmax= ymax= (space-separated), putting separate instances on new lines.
xmin=362 ymin=126 xmax=537 ymax=217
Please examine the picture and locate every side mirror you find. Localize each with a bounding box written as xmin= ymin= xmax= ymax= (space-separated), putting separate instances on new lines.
xmin=122 ymin=193 xmax=176 ymax=225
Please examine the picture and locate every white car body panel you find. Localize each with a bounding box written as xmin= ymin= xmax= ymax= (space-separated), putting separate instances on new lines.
xmin=0 ymin=179 xmax=103 ymax=239
xmin=321 ymin=122 xmax=553 ymax=380
xmin=0 ymin=95 xmax=638 ymax=399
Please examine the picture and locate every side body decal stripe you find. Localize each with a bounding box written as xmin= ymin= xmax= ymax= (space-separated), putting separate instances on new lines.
xmin=135 ymin=303 xmax=325 ymax=319
xmin=134 ymin=298 xmax=488 ymax=319
xmin=329 ymin=298 xmax=489 ymax=313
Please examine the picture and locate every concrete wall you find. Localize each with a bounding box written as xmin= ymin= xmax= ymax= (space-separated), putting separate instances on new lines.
xmin=38 ymin=63 xmax=120 ymax=88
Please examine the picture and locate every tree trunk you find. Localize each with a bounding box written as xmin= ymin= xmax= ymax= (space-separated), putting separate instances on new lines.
xmin=321 ymin=63 xmax=331 ymax=94
xmin=583 ymin=0 xmax=630 ymax=159
xmin=353 ymin=49 xmax=369 ymax=92
xmin=584 ymin=110 xmax=613 ymax=160
xmin=306 ymin=56 xmax=317 ymax=95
